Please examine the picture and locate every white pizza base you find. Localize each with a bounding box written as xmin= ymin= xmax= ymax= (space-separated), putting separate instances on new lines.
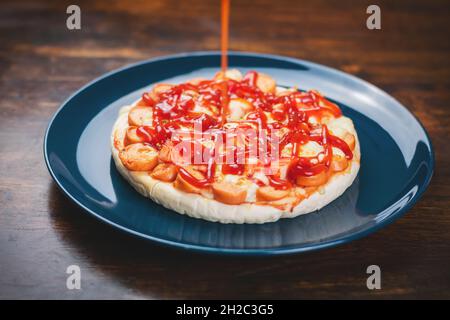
xmin=111 ymin=105 xmax=360 ymax=224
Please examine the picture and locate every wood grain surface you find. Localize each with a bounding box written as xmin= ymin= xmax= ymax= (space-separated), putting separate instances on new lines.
xmin=0 ymin=0 xmax=449 ymax=299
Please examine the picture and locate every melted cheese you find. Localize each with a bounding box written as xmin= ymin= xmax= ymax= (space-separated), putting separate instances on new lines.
xmin=299 ymin=141 xmax=323 ymax=157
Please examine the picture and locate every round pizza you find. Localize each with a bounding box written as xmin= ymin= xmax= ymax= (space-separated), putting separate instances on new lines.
xmin=111 ymin=69 xmax=360 ymax=224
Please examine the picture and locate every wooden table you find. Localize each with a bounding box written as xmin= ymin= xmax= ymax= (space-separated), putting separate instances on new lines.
xmin=1 ymin=0 xmax=449 ymax=299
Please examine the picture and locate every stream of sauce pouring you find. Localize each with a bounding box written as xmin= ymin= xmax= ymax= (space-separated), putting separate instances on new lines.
xmin=219 ymin=0 xmax=230 ymax=128
xmin=221 ymin=0 xmax=230 ymax=72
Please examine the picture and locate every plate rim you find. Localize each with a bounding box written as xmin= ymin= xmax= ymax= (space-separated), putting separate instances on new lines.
xmin=43 ymin=51 xmax=435 ymax=255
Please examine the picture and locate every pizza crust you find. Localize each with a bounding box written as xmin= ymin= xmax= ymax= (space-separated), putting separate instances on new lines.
xmin=111 ymin=104 xmax=361 ymax=224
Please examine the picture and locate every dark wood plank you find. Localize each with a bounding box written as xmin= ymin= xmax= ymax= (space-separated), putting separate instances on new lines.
xmin=0 ymin=0 xmax=449 ymax=299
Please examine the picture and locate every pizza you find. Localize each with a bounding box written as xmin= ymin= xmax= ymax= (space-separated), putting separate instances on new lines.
xmin=111 ymin=69 xmax=360 ymax=224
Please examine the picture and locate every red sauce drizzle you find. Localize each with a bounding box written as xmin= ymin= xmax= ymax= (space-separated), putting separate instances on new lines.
xmin=138 ymin=74 xmax=352 ymax=189
xmin=178 ymin=157 xmax=216 ymax=188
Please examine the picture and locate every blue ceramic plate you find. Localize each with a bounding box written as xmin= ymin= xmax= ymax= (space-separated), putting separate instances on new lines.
xmin=44 ymin=52 xmax=434 ymax=255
